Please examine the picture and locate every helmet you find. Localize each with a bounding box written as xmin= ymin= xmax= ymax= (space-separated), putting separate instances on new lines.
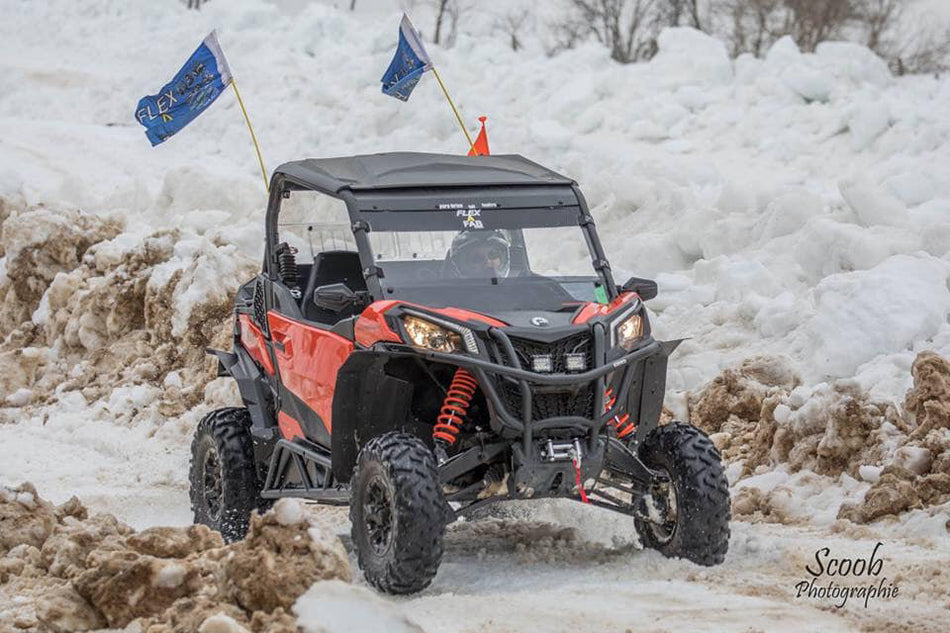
xmin=447 ymin=230 xmax=511 ymax=278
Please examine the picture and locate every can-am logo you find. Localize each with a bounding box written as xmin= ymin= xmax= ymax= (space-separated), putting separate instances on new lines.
xmin=530 ymin=316 xmax=549 ymax=327
xmin=795 ymin=542 xmax=899 ymax=608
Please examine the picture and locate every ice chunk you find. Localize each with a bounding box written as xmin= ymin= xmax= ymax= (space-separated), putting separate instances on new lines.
xmin=910 ymin=201 xmax=950 ymax=258
xmin=858 ymin=465 xmax=882 ymax=483
xmin=884 ymin=172 xmax=935 ymax=207
xmin=153 ymin=562 xmax=187 ymax=588
xmin=199 ymin=614 xmax=251 ymax=633
xmin=274 ymin=498 xmax=305 ymax=526
xmin=6 ymin=388 xmax=32 ymax=407
xmin=782 ymin=65 xmax=833 ymax=103
xmin=16 ymin=491 xmax=36 ymax=509
xmin=757 ymin=188 xmax=824 ymax=239
xmin=815 ymin=41 xmax=892 ymax=87
xmin=773 ymin=403 xmax=792 ymax=424
xmin=849 ymin=101 xmax=891 ymax=151
xmin=163 ymin=371 xmax=183 ymax=389
xmin=893 ymin=446 xmax=932 ymax=476
xmin=765 ymin=36 xmax=801 ymax=68
xmin=803 ymin=255 xmax=950 ymax=378
xmin=650 ymin=27 xmax=732 ymax=86
xmin=839 ymin=177 xmax=909 ymax=227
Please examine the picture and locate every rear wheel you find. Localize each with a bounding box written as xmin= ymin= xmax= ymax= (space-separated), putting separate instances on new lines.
xmin=634 ymin=422 xmax=730 ymax=565
xmin=350 ymin=432 xmax=446 ymax=594
xmin=189 ymin=407 xmax=267 ymax=543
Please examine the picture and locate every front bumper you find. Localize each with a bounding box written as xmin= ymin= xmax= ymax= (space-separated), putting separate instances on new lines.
xmin=412 ymin=327 xmax=679 ymax=453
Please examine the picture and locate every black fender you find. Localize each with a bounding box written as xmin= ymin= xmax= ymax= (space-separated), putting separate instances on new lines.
xmin=624 ymin=339 xmax=683 ymax=446
xmin=206 ymin=346 xmax=279 ymax=471
xmin=330 ymin=351 xmax=432 ymax=483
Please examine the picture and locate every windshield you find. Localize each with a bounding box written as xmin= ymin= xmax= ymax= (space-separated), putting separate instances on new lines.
xmin=364 ymin=207 xmax=608 ymax=312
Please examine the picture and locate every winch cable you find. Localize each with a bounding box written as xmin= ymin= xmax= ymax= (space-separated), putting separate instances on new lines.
xmin=572 ymin=452 xmax=589 ymax=504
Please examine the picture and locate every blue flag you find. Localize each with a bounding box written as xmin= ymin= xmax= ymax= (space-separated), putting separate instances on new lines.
xmin=381 ymin=14 xmax=433 ymax=102
xmin=135 ymin=31 xmax=233 ymax=146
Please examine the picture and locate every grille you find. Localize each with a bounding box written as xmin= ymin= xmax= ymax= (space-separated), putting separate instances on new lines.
xmin=507 ymin=331 xmax=592 ymax=374
xmin=498 ymin=382 xmax=595 ymax=422
xmin=496 ymin=331 xmax=596 ymax=422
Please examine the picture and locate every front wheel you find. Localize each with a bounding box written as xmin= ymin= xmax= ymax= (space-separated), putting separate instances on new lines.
xmin=634 ymin=422 xmax=730 ymax=566
xmin=350 ymin=432 xmax=446 ymax=594
xmin=189 ymin=407 xmax=267 ymax=543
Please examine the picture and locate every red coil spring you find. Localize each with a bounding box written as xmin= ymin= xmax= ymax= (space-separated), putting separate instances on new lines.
xmin=433 ymin=368 xmax=478 ymax=445
xmin=605 ymin=387 xmax=635 ymax=439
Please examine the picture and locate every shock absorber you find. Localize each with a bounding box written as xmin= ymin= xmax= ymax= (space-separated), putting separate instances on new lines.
xmin=433 ymin=368 xmax=478 ymax=446
xmin=276 ymin=242 xmax=299 ymax=288
xmin=605 ymin=387 xmax=635 ymax=440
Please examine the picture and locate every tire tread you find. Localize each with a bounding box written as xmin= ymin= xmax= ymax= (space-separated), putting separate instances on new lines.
xmin=635 ymin=422 xmax=731 ymax=565
xmin=350 ymin=432 xmax=445 ymax=594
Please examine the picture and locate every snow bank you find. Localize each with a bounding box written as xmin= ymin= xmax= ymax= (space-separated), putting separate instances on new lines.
xmin=693 ymin=351 xmax=950 ymax=526
xmin=1 ymin=0 xmax=946 ymax=420
xmin=649 ymin=27 xmax=733 ymax=88
xmin=0 ymin=204 xmax=256 ymax=418
xmin=803 ymin=255 xmax=950 ymax=377
xmin=0 ymin=483 xmax=350 ymax=632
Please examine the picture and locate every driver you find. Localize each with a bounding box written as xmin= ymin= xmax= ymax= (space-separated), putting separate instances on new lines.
xmin=446 ymin=230 xmax=511 ymax=278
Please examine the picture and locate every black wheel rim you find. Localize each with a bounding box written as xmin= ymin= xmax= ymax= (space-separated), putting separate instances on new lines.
xmin=203 ymin=446 xmax=224 ymax=521
xmin=363 ymin=474 xmax=395 ymax=557
xmin=647 ymin=467 xmax=679 ymax=544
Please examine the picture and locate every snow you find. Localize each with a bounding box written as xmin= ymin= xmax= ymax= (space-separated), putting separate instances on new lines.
xmin=153 ymin=562 xmax=187 ymax=589
xmin=803 ymin=254 xmax=950 ymax=378
xmin=894 ymin=446 xmax=933 ymax=476
xmin=4 ymin=388 xmax=32 ymax=407
xmin=15 ymin=492 xmax=36 ymax=509
xmin=858 ymin=465 xmax=882 ymax=483
xmin=295 ymin=580 xmax=425 ymax=633
xmin=199 ymin=613 xmax=252 ymax=633
xmin=0 ymin=0 xmax=949 ymax=630
xmin=736 ymin=468 xmax=871 ymax=526
xmin=839 ymin=176 xmax=909 ymax=227
xmin=849 ymin=101 xmax=892 ymax=151
xmin=650 ymin=27 xmax=733 ymax=87
xmin=274 ymin=498 xmax=306 ymax=526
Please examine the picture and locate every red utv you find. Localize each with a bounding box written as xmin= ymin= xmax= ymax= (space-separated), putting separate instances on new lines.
xmin=190 ymin=152 xmax=730 ymax=594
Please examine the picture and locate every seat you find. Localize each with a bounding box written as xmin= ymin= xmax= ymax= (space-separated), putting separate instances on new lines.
xmin=302 ymin=251 xmax=366 ymax=323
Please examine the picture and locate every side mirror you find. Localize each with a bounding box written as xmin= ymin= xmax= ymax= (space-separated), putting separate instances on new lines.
xmin=621 ymin=276 xmax=658 ymax=301
xmin=313 ymin=283 xmax=366 ymax=312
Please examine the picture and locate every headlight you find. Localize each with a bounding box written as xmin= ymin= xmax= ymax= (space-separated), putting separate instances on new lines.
xmin=403 ymin=316 xmax=461 ymax=353
xmin=616 ymin=313 xmax=644 ymax=350
xmin=400 ymin=311 xmax=479 ymax=354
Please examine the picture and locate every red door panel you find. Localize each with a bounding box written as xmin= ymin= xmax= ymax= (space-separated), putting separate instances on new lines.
xmin=267 ymin=312 xmax=354 ymax=433
xmin=277 ymin=411 xmax=305 ymax=441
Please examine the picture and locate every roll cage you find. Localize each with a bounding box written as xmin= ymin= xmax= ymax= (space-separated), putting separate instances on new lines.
xmin=263 ymin=152 xmax=619 ymax=301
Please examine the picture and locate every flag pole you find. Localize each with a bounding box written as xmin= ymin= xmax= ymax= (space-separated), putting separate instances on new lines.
xmin=230 ymin=79 xmax=269 ymax=192
xmin=430 ymin=66 xmax=477 ymax=155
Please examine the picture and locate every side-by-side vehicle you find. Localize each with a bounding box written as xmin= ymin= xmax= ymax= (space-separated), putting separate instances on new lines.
xmin=189 ymin=152 xmax=730 ymax=593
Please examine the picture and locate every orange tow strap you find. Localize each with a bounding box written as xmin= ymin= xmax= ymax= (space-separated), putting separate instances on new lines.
xmin=573 ymin=456 xmax=589 ymax=504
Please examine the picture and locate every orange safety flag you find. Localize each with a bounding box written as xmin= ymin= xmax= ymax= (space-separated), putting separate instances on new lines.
xmin=467 ymin=116 xmax=490 ymax=156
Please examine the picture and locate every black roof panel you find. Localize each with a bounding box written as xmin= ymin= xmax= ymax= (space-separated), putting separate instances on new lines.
xmin=274 ymin=152 xmax=575 ymax=194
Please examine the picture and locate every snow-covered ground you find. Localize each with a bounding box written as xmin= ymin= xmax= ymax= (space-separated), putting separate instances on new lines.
xmin=1 ymin=0 xmax=949 ymax=631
